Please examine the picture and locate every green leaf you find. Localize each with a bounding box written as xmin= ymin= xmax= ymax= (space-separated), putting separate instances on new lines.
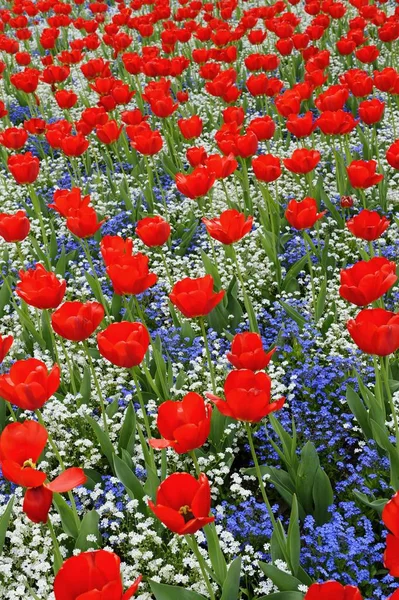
xmin=0 ymin=496 xmax=14 ymax=554
xmin=315 ymin=278 xmax=327 ymax=323
xmin=312 ymin=467 xmax=334 ymax=525
xmin=220 ymin=556 xmax=241 ymax=600
xmin=296 ymin=442 xmax=320 ymax=514
xmin=149 ymin=581 xmax=207 ymax=600
xmin=85 ymin=272 xmax=103 ymax=304
xmin=53 ymin=493 xmax=80 ymax=539
xmin=85 ymin=415 xmax=114 ymax=467
xmin=287 ymin=496 xmax=300 ymax=576
xmin=113 ymin=454 xmax=147 ymax=513
xmin=282 ymin=256 xmax=307 ymax=292
xmin=118 ymin=402 xmax=136 ymax=455
xmin=204 ymin=523 xmax=228 ymax=586
xmin=353 ymin=491 xmax=388 ymax=515
xmin=75 ymin=510 xmax=101 ymax=551
xmin=258 ymin=563 xmax=303 ymax=592
xmin=0 ymin=280 xmax=11 ymax=319
xmin=279 ymin=301 xmax=306 ymax=331
xmin=345 ymin=385 xmax=372 ymax=440
xmin=78 ymin=366 xmax=91 ymax=406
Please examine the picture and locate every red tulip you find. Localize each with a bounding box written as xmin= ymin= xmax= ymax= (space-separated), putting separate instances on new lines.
xmin=178 ymin=115 xmax=203 ymax=139
xmin=252 ymin=154 xmax=282 ymax=183
xmin=97 ymin=321 xmax=150 ymax=368
xmin=169 ymin=275 xmax=225 ymax=318
xmin=304 ymin=581 xmax=363 ymax=600
xmin=358 ymin=99 xmax=385 ymax=125
xmin=283 ymin=148 xmax=321 ymax=174
xmin=347 ymin=308 xmax=399 ymax=356
xmin=347 ymin=160 xmax=383 ymax=189
xmin=385 ymin=534 xmax=399 ymax=577
xmin=386 ymin=140 xmax=399 ymax=170
xmin=316 ymin=110 xmax=359 ymax=136
xmin=54 ymin=550 xmax=142 ymax=600
xmin=148 ymin=472 xmax=214 ymax=534
xmin=130 ymin=129 xmax=163 ymax=155
xmin=339 ymin=257 xmax=397 ymax=306
xmin=202 ymin=209 xmax=253 ymax=245
xmin=285 ymin=197 xmax=326 ymax=230
xmin=66 ymin=206 xmax=105 ymax=238
xmin=100 ymin=235 xmax=134 ymax=266
xmin=346 ymin=210 xmax=390 ymax=241
xmin=0 ymin=420 xmax=48 ymax=488
xmin=49 ymin=188 xmax=91 ymax=217
xmin=17 ymin=264 xmax=66 ymax=309
xmin=96 ymin=120 xmax=123 ymax=144
xmin=0 ymin=210 xmax=30 ymax=242
xmin=8 ymin=152 xmax=40 ymax=184
xmin=207 ymin=369 xmax=285 ymax=422
xmin=106 ymin=253 xmax=157 ymax=295
xmin=0 ymin=127 xmax=28 ymax=150
xmin=0 ymin=358 xmax=60 ymax=410
xmin=150 ymin=392 xmax=211 ymax=454
xmin=135 ymin=216 xmax=171 ymax=247
xmin=227 ymin=332 xmax=275 ymax=371
xmin=61 ymin=134 xmax=89 ymax=157
xmin=55 ymin=89 xmax=78 ymax=109
xmin=286 ymin=112 xmax=315 ymax=138
xmin=383 ymin=492 xmax=399 ymax=537
xmin=51 ymin=301 xmax=105 ymax=342
xmin=0 ymin=334 xmax=13 ymax=363
xmin=175 ymin=166 xmax=216 ymax=199
xmin=383 ymin=492 xmax=399 ymax=576
xmin=205 ymin=154 xmax=238 ymax=179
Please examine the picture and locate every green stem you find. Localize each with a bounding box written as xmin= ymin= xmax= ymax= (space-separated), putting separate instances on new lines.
xmin=231 ymin=247 xmax=259 ymax=333
xmin=199 ymin=317 xmax=217 ymax=395
xmin=188 ymin=535 xmax=216 ymax=600
xmin=303 ymin=235 xmax=317 ymax=319
xmin=131 ymin=368 xmax=155 ymax=463
xmin=82 ymin=341 xmax=109 ymax=435
xmin=81 ymin=239 xmax=110 ymax=318
xmin=381 ymin=356 xmax=399 ymax=449
xmin=47 ymin=518 xmax=63 ymax=574
xmin=190 ymin=450 xmax=201 ymax=476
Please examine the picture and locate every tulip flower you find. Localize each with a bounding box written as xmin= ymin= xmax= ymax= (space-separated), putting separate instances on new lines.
xmin=7 ymin=152 xmax=40 ymax=184
xmin=100 ymin=235 xmax=134 ymax=266
xmin=304 ymin=582 xmax=363 ymax=600
xmin=106 ymin=253 xmax=157 ymax=296
xmin=252 ymin=154 xmax=282 ymax=183
xmin=0 ymin=420 xmax=86 ymax=523
xmin=0 ymin=210 xmax=30 ymax=242
xmin=148 ymin=472 xmax=214 ymax=534
xmin=169 ymin=275 xmax=224 ymax=319
xmin=339 ymin=257 xmax=397 ymax=306
xmin=227 ymin=333 xmax=275 ymax=371
xmin=285 ymin=197 xmax=326 ymax=230
xmin=347 ymin=308 xmax=399 ymax=356
xmin=51 ymin=301 xmax=105 ymax=342
xmin=347 ymin=159 xmax=384 ymax=189
xmin=54 ymin=550 xmax=142 ymax=600
xmin=97 ymin=321 xmax=150 ymax=368
xmin=66 ymin=205 xmax=106 ymax=238
xmin=383 ymin=492 xmax=399 ymax=576
xmin=346 ymin=210 xmax=390 ymax=241
xmin=135 ymin=216 xmax=171 ymax=247
xmin=0 ymin=358 xmax=60 ymax=411
xmin=283 ymin=148 xmax=321 ymax=174
xmin=386 ymin=140 xmax=399 ymax=170
xmin=17 ymin=264 xmax=66 ymax=309
xmin=202 ymin=209 xmax=253 ymax=245
xmin=0 ymin=334 xmax=13 ymax=363
xmin=207 ymin=369 xmax=285 ymax=422
xmin=49 ymin=187 xmax=91 ymax=217
xmin=175 ymin=166 xmax=216 ymax=200
xmin=149 ymin=392 xmax=212 ymax=454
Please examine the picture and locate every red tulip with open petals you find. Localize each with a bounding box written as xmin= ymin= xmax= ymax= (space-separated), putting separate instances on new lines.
xmin=169 ymin=275 xmax=225 ymax=319
xmin=347 ymin=308 xmax=399 ymax=356
xmin=346 ymin=210 xmax=390 ymax=241
xmin=51 ymin=301 xmax=105 ymax=341
xmin=339 ymin=257 xmax=397 ymax=306
xmin=97 ymin=322 xmax=150 ymax=368
xmin=347 ymin=160 xmax=384 ymax=189
xmin=202 ymin=209 xmax=253 ymax=245
xmin=227 ymin=332 xmax=275 ymax=371
xmin=0 ymin=211 xmax=30 ymax=243
xmin=54 ymin=550 xmax=142 ymax=600
xmin=304 ymin=581 xmax=363 ymax=600
xmin=148 ymin=472 xmax=214 ymax=535
xmin=285 ymin=197 xmax=326 ymax=230
xmin=207 ymin=369 xmax=285 ymax=422
xmin=0 ymin=358 xmax=60 ymax=411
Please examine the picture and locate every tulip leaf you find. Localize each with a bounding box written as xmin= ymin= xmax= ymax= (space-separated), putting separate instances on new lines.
xmin=259 ymin=563 xmax=303 ymax=592
xmin=118 ymin=401 xmax=136 ymax=455
xmin=53 ymin=493 xmax=80 ymax=539
xmin=353 ymin=491 xmax=388 ymax=515
xmin=149 ymin=581 xmax=207 ymax=600
xmin=220 ymin=556 xmax=241 ymax=600
xmin=75 ymin=510 xmax=101 ymax=551
xmin=279 ymin=301 xmax=306 ymax=331
xmin=0 ymin=280 xmax=11 ymax=319
xmin=113 ymin=454 xmax=147 ymax=513
xmin=0 ymin=495 xmax=14 ymax=554
xmin=78 ymin=365 xmax=91 ymax=406
xmin=312 ymin=467 xmax=334 ymax=525
xmin=287 ymin=495 xmax=300 ymax=576
xmin=204 ymin=523 xmax=227 ymax=586
xmin=85 ymin=415 xmax=114 ymax=467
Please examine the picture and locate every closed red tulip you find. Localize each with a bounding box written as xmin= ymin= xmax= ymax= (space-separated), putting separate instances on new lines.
xmin=8 ymin=152 xmax=40 ymax=184
xmin=54 ymin=89 xmax=78 ymax=109
xmin=66 ymin=206 xmax=105 ymax=238
xmin=0 ymin=210 xmax=30 ymax=242
xmin=304 ymin=582 xmax=363 ymax=600
xmin=148 ymin=472 xmax=214 ymax=534
xmin=107 ymin=253 xmax=157 ymax=295
xmin=97 ymin=321 xmax=150 ymax=367
xmin=347 ymin=308 xmax=399 ymax=356
xmin=202 ymin=209 xmax=253 ymax=245
xmin=346 ymin=210 xmax=390 ymax=241
xmin=175 ymin=166 xmax=216 ymax=199
xmin=150 ymin=392 xmax=211 ymax=454
xmin=207 ymin=369 xmax=285 ymax=422
xmin=169 ymin=275 xmax=225 ymax=318
xmin=286 ymin=112 xmax=315 ymax=138
xmin=285 ymin=197 xmax=326 ymax=230
xmin=61 ymin=134 xmax=89 ymax=156
xmin=252 ymin=154 xmax=282 ymax=183
xmin=130 ymin=129 xmax=163 ymax=155
xmin=316 ymin=110 xmax=359 ymax=136
xmin=100 ymin=235 xmax=134 ymax=266
xmin=205 ymin=154 xmax=238 ymax=179
xmin=339 ymin=257 xmax=397 ymax=306
xmin=386 ymin=140 xmax=399 ymax=170
xmin=383 ymin=492 xmax=399 ymax=576
xmin=17 ymin=264 xmax=66 ymax=309
xmin=347 ymin=160 xmax=383 ymax=189
xmin=54 ymin=550 xmax=142 ymax=600
xmin=0 ymin=334 xmax=13 ymax=363
xmin=358 ymin=99 xmax=385 ymax=125
xmin=283 ymin=148 xmax=321 ymax=174
xmin=51 ymin=301 xmax=104 ymax=342
xmin=135 ymin=216 xmax=171 ymax=247
xmin=178 ymin=115 xmax=203 ymax=139
xmin=0 ymin=127 xmax=28 ymax=150
xmin=227 ymin=332 xmax=275 ymax=371
xmin=96 ymin=120 xmax=123 ymax=144
xmin=0 ymin=358 xmax=60 ymax=410
xmin=385 ymin=534 xmax=399 ymax=577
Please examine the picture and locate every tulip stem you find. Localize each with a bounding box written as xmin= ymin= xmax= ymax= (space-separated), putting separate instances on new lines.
xmin=57 ymin=336 xmax=78 ymax=395
xmin=158 ymin=249 xmax=174 ymax=289
xmin=82 ymin=341 xmax=109 ymax=435
xmin=381 ymin=356 xmax=399 ymax=449
xmin=187 ymin=535 xmax=216 ymax=600
xmin=80 ymin=239 xmax=110 ymax=318
xmin=47 ymin=517 xmax=63 ymax=575
xmin=231 ymin=247 xmax=259 ymax=333
xmin=303 ymin=235 xmax=317 ymax=320
xmin=199 ymin=317 xmax=217 ymax=395
xmin=131 ymin=367 xmax=155 ymax=462
xmin=28 ymin=187 xmax=51 ymax=269
xmin=190 ymin=451 xmax=201 ymax=476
